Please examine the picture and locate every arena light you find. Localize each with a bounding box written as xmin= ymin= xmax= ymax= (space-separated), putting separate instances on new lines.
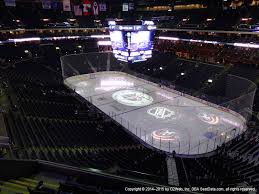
xmin=158 ymin=36 xmax=180 ymax=41
xmin=233 ymin=43 xmax=259 ymax=49
xmin=42 ymin=18 xmax=50 ymax=22
xmin=206 ymin=18 xmax=214 ymax=21
xmin=68 ymin=18 xmax=76 ymax=22
xmin=204 ymin=40 xmax=218 ymax=44
xmin=158 ymin=36 xmax=259 ymax=49
xmin=190 ymin=39 xmax=203 ymax=43
xmin=181 ymin=72 xmax=185 ymax=76
xmin=241 ymin=18 xmax=252 ymax=21
xmin=208 ymin=79 xmax=213 ymax=83
xmin=159 ymin=67 xmax=163 ymax=70
xmin=24 ymin=50 xmax=29 ymax=53
xmin=97 ymin=41 xmax=111 ymax=46
xmin=8 ymin=37 xmax=41 ymax=43
xmin=77 ymin=45 xmax=82 ymax=48
xmin=90 ymin=35 xmax=110 ymax=38
xmin=55 ymin=46 xmax=60 ymax=50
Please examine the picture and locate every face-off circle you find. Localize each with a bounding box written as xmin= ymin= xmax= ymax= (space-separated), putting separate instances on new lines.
xmin=112 ymin=89 xmax=153 ymax=107
xmin=198 ymin=112 xmax=219 ymax=125
xmin=151 ymin=128 xmax=179 ymax=141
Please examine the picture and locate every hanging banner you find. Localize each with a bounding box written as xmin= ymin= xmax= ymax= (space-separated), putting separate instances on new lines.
xmin=42 ymin=0 xmax=51 ymax=9
xmin=92 ymin=1 xmax=99 ymax=15
xmin=129 ymin=3 xmax=134 ymax=10
xmin=52 ymin=1 xmax=62 ymax=9
xmin=63 ymin=0 xmax=71 ymax=11
xmin=122 ymin=3 xmax=128 ymax=11
xmin=4 ymin=0 xmax=16 ymax=7
xmin=73 ymin=5 xmax=82 ymax=16
xmin=99 ymin=3 xmax=106 ymax=11
xmin=83 ymin=0 xmax=92 ymax=16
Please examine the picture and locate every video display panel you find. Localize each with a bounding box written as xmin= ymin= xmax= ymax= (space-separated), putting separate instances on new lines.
xmin=109 ymin=30 xmax=125 ymax=50
xmin=130 ymin=31 xmax=152 ymax=51
xmin=109 ymin=22 xmax=155 ymax=63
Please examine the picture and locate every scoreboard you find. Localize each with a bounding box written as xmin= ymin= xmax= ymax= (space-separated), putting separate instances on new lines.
xmin=108 ymin=20 xmax=156 ymax=63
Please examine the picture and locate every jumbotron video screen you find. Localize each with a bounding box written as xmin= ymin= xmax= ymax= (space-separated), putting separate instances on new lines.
xmin=108 ymin=20 xmax=156 ymax=63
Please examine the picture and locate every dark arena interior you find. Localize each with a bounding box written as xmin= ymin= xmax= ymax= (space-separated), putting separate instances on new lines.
xmin=0 ymin=0 xmax=259 ymax=194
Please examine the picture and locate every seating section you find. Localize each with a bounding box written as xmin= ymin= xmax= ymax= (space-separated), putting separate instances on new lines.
xmin=0 ymin=175 xmax=120 ymax=194
xmin=0 ymin=38 xmax=258 ymax=189
xmin=2 ymin=57 xmax=168 ymax=184
xmin=0 ymin=177 xmax=59 ymax=194
xmin=176 ymin=127 xmax=259 ymax=189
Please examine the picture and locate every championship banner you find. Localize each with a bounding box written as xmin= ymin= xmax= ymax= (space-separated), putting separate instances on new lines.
xmin=4 ymin=0 xmax=16 ymax=7
xmin=83 ymin=0 xmax=92 ymax=16
xmin=63 ymin=0 xmax=71 ymax=11
xmin=122 ymin=3 xmax=128 ymax=11
xmin=73 ymin=5 xmax=82 ymax=16
xmin=92 ymin=1 xmax=99 ymax=15
xmin=42 ymin=0 xmax=51 ymax=9
xmin=52 ymin=1 xmax=62 ymax=9
xmin=99 ymin=3 xmax=106 ymax=11
xmin=129 ymin=2 xmax=134 ymax=10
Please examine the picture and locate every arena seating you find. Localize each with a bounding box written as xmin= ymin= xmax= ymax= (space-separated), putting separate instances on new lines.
xmin=0 ymin=28 xmax=258 ymax=192
xmin=175 ymin=126 xmax=259 ymax=189
xmin=2 ymin=56 xmax=168 ymax=184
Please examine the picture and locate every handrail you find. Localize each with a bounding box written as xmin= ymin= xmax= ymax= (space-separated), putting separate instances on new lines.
xmin=37 ymin=159 xmax=168 ymax=187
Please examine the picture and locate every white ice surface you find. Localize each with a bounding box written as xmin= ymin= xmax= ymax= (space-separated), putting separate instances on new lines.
xmin=65 ymin=72 xmax=246 ymax=155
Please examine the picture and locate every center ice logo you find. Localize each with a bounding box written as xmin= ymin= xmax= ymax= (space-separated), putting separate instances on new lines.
xmin=112 ymin=89 xmax=153 ymax=107
xmin=147 ymin=107 xmax=175 ymax=119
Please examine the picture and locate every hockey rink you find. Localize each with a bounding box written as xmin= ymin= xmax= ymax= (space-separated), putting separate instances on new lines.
xmin=64 ymin=71 xmax=246 ymax=155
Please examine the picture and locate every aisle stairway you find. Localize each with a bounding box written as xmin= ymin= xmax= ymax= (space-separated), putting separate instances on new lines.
xmin=166 ymin=155 xmax=179 ymax=186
